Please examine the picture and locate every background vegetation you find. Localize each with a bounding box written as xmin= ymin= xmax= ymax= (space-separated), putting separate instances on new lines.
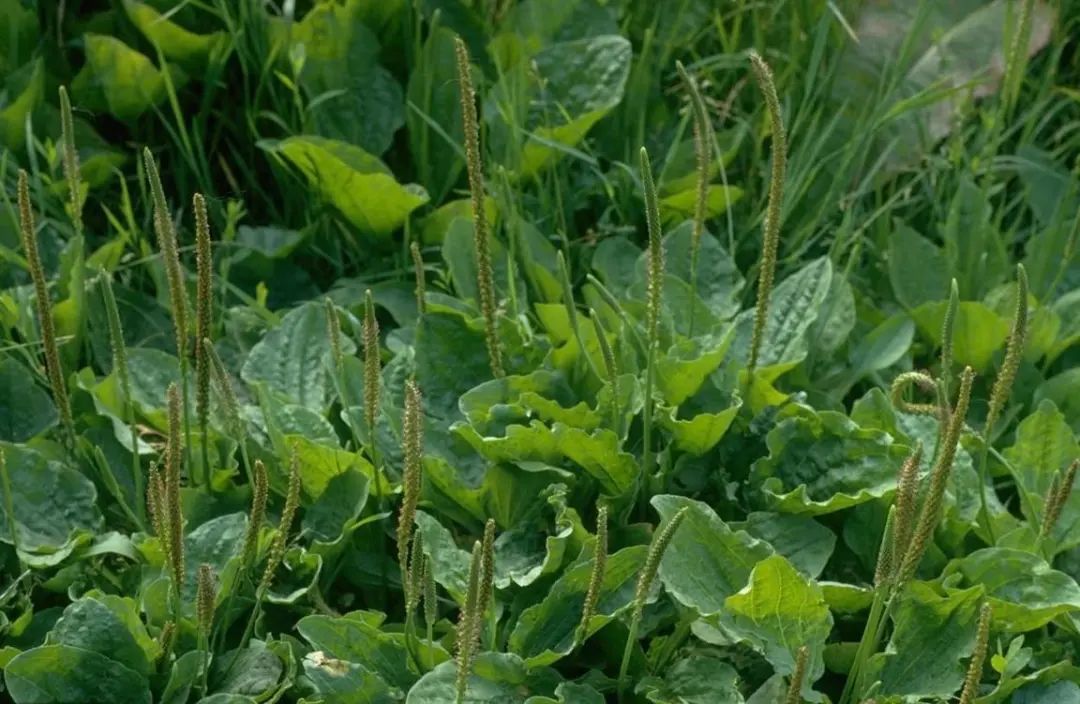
xmin=1 ymin=0 xmax=1080 ymax=702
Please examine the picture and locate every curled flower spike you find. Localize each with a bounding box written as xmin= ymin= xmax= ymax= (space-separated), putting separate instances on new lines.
xmin=890 ymin=371 xmax=942 ymax=418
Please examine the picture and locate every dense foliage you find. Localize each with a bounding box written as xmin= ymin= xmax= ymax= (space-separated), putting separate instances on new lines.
xmin=2 ymin=1 xmax=1080 ymax=702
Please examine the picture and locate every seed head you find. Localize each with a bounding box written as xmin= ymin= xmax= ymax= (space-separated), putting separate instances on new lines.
xmin=143 ymin=149 xmax=189 ymax=359
xmin=1041 ymin=459 xmax=1079 ymax=540
xmin=455 ymin=540 xmax=483 ymax=704
xmin=165 ymin=383 xmax=185 ymax=591
xmin=958 ymin=602 xmax=992 ymax=704
xmin=577 ymin=505 xmax=608 ymax=643
xmin=891 ymin=443 xmax=923 ymax=570
xmin=784 ymin=645 xmax=809 ymax=704
xmin=193 ymin=194 xmax=213 ymax=431
xmin=423 ymin=553 xmax=437 ymax=628
xmin=455 ymin=36 xmax=503 ymax=378
xmin=747 ymin=50 xmax=787 ymax=373
xmin=195 ymin=563 xmax=216 ymax=639
xmin=397 ymin=380 xmax=423 ymax=579
xmin=411 ymin=242 xmax=427 ymax=315
xmin=58 ymin=86 xmax=83 ymax=233
xmin=898 ymin=367 xmax=974 ymax=581
xmin=363 ymin=290 xmax=381 ymax=440
xmin=874 ymin=507 xmax=896 ymax=588
xmin=640 ymin=147 xmax=664 ymax=349
xmin=633 ymin=507 xmax=688 ymax=615
xmin=985 ymin=265 xmax=1028 ymax=436
xmin=17 ymin=170 xmax=74 ymax=444
xmin=203 ymin=339 xmax=241 ymax=438
xmin=940 ymin=279 xmax=959 ymax=400
xmin=242 ymin=459 xmax=268 ymax=568
xmin=325 ymin=298 xmax=343 ymax=373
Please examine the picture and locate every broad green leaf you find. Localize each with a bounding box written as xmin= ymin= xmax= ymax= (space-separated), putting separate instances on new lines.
xmin=235 ymin=226 xmax=305 ymax=259
xmin=260 ymin=136 xmax=428 ymax=237
xmin=406 ymin=653 xmax=559 ymax=703
xmin=488 ymin=0 xmax=619 ymax=67
xmin=525 ymin=682 xmax=605 ymax=704
xmin=732 ymin=256 xmax=833 ymax=375
xmin=659 ymin=401 xmax=740 ymax=456
xmin=659 ymin=186 xmax=743 ymax=226
xmin=1003 ymin=400 xmax=1080 ymax=537
xmin=0 ymin=443 xmax=102 ymax=566
xmin=552 ymin=424 xmax=637 ymax=496
xmin=48 ymin=594 xmax=156 ymax=676
xmin=122 ymin=0 xmax=226 ymax=70
xmin=636 ymin=654 xmax=743 ymax=704
xmin=242 ymin=302 xmax=354 ymax=411
xmin=652 ymin=495 xmax=772 ymax=615
xmin=287 ymin=435 xmax=375 ymax=503
xmin=911 ymin=300 xmax=1009 ymax=372
xmin=297 ymin=612 xmax=414 ymax=690
xmin=0 ymin=356 xmax=57 ymax=441
xmin=181 ymin=513 xmax=246 ymax=612
xmin=509 ymin=545 xmax=647 ymax=666
xmin=751 ymin=410 xmax=909 ymax=515
xmin=1035 ymin=368 xmax=1080 ymax=434
xmin=888 ymin=223 xmax=949 ymax=308
xmin=210 ymin=642 xmax=283 ymax=697
xmin=0 ymin=58 xmax=44 ymax=150
xmin=655 ymin=330 xmax=733 ymax=406
xmin=301 ymin=650 xmax=395 ymax=704
xmin=943 ymin=176 xmax=1010 ymax=298
xmin=72 ymin=35 xmax=183 ymax=121
xmin=1049 ymin=289 xmax=1080 ymax=364
xmin=303 ymin=469 xmax=370 ymax=544
xmin=415 ymin=311 xmax=492 ymax=420
xmin=848 ymin=314 xmax=915 ymax=376
xmin=724 ymin=554 xmax=832 ymax=699
xmin=407 ymin=26 xmax=465 ymax=202
xmin=459 ymin=371 xmax=590 ymax=434
xmin=419 ymin=197 xmax=498 ymax=246
xmin=0 ymin=0 xmax=37 ymax=74
xmin=866 ymin=582 xmax=984 ymax=698
xmin=655 ymin=223 xmax=744 ymax=318
xmin=945 ymin=548 xmax=1080 ymax=632
xmin=734 ymin=512 xmax=835 ymax=579
xmin=287 ymin=2 xmax=404 ymax=155
xmin=4 ymin=645 xmax=151 ymax=704
xmin=160 ymin=651 xmax=203 ymax=704
xmin=413 ymin=511 xmax=472 ymax=602
xmin=809 ymin=272 xmax=856 ymax=355
xmin=487 ymin=35 xmax=631 ymax=177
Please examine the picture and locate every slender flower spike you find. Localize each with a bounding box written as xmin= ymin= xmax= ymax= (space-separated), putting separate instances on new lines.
xmin=261 ymin=448 xmax=302 ymax=592
xmin=675 ymin=61 xmax=712 ymax=255
xmin=411 ymin=242 xmax=427 ymax=315
xmin=143 ymin=149 xmax=190 ymax=358
xmin=940 ymin=279 xmax=960 ymax=401
xmin=898 ymin=367 xmax=975 ymax=582
xmin=165 ymin=383 xmax=185 ymax=590
xmin=455 ymin=540 xmax=483 ymax=704
xmin=478 ymin=518 xmax=496 ymax=622
xmin=363 ymin=289 xmax=381 ymax=446
xmin=407 ymin=532 xmax=426 ymax=615
xmin=891 ymin=443 xmax=923 ymax=569
xmin=747 ymin=50 xmax=787 ymax=373
xmin=325 ymin=298 xmax=343 ymax=373
xmin=157 ymin=620 xmax=176 ymax=661
xmin=985 ymin=265 xmax=1028 ymax=436
xmin=1041 ymin=459 xmax=1079 ymax=539
xmin=785 ymin=646 xmax=810 ymax=704
xmin=423 ymin=553 xmax=437 ymax=628
xmin=640 ymin=147 xmax=664 ymax=348
xmin=397 ymin=380 xmax=424 ymax=583
xmin=147 ymin=460 xmax=167 ymax=544
xmin=204 ymin=338 xmax=241 ymax=438
xmin=193 ymin=194 xmax=213 ymax=434
xmin=58 ymin=86 xmax=83 ymax=232
xmin=242 ymin=460 xmax=268 ymax=567
xmin=455 ymin=36 xmax=503 ymax=378
xmin=17 ymin=170 xmax=74 ymax=444
xmin=577 ymin=505 xmax=609 ymax=643
xmin=196 ymin=563 xmax=217 ymax=638
xmin=958 ymin=602 xmax=992 ymax=704
xmin=634 ymin=507 xmax=688 ymax=619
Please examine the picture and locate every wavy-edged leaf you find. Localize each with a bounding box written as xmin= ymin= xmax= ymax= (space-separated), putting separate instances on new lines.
xmin=259 ymin=136 xmax=428 ymax=237
xmin=4 ymin=645 xmax=151 ymax=704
